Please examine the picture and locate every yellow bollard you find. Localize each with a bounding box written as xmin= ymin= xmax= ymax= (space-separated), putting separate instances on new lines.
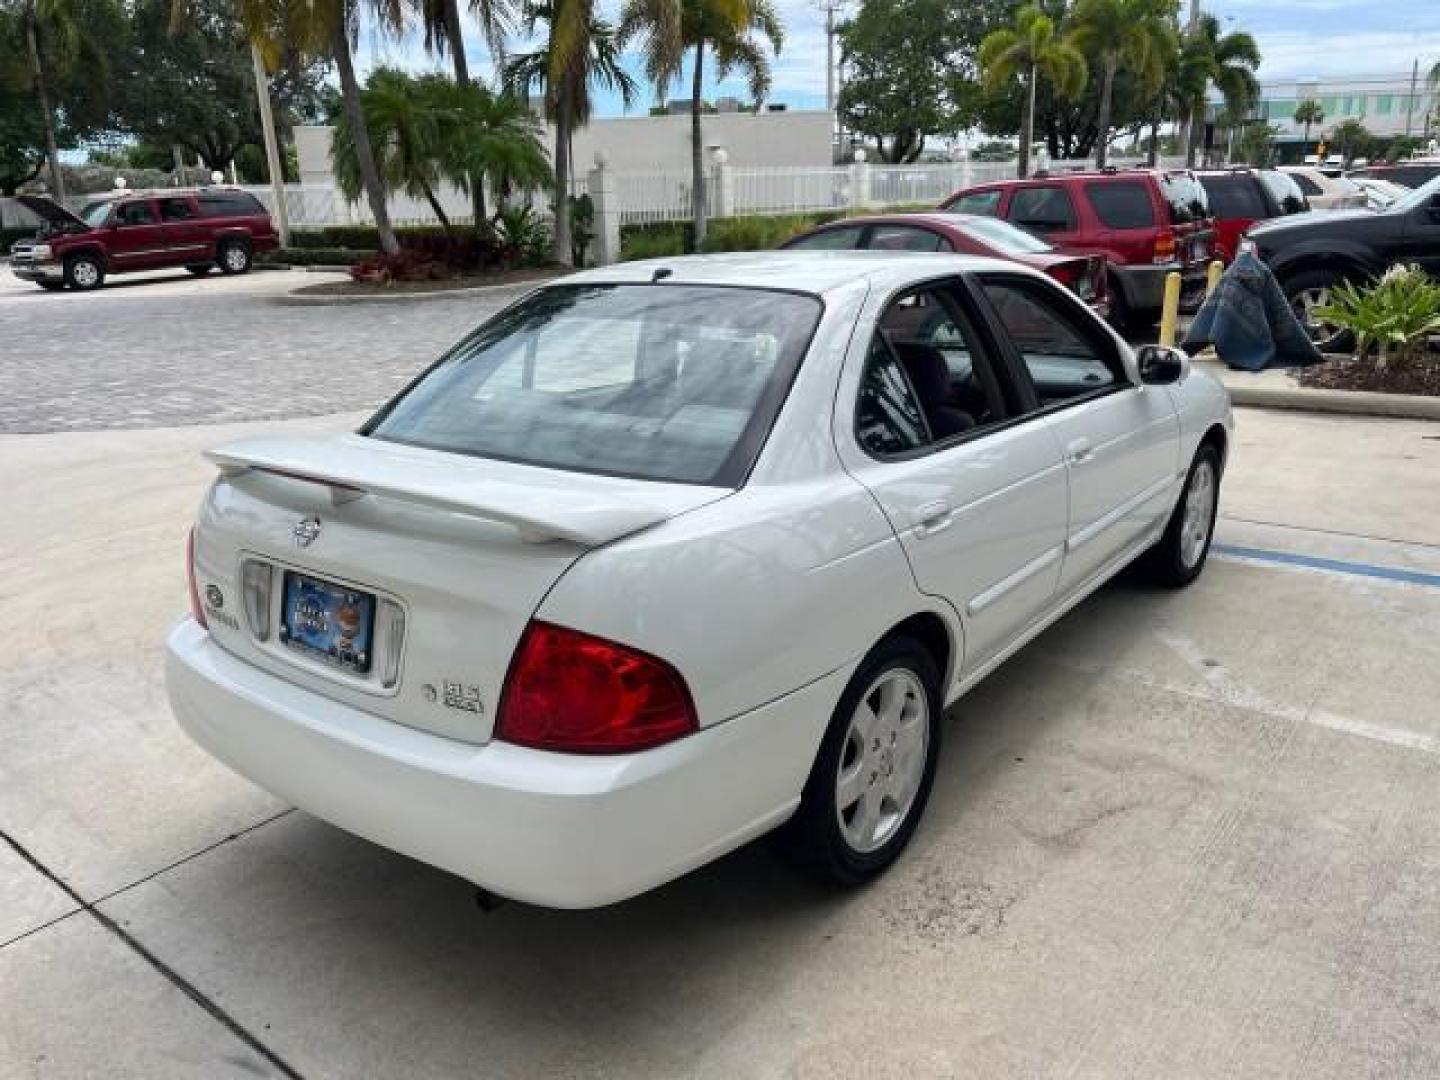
xmin=1158 ymin=271 xmax=1182 ymax=348
xmin=1206 ymin=259 xmax=1224 ymax=297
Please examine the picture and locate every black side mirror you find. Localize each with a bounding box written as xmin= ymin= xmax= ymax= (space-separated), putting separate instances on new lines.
xmin=1137 ymin=344 xmax=1189 ymax=385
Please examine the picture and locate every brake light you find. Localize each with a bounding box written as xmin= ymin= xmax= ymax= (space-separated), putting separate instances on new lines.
xmin=186 ymin=527 xmax=207 ymax=629
xmin=1153 ymin=229 xmax=1177 ymax=264
xmin=497 ymin=622 xmax=698 ymax=753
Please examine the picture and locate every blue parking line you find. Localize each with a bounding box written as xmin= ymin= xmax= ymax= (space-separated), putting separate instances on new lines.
xmin=1212 ymin=544 xmax=1440 ymax=589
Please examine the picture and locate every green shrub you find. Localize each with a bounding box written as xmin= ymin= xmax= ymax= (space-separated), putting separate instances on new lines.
xmin=1313 ymin=264 xmax=1440 ymax=367
xmin=259 ymin=247 xmax=372 ymax=266
xmin=620 ymin=224 xmax=688 ymax=261
xmin=618 ymin=205 xmax=923 ymax=261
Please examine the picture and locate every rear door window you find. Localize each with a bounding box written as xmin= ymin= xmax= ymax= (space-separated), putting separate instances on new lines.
xmin=1084 ymin=181 xmax=1156 ymax=229
xmin=1157 ymin=173 xmax=1210 ymax=224
xmin=947 ymin=190 xmax=1002 ymax=216
xmin=160 ymin=197 xmax=196 ymax=221
xmin=1006 ymin=186 xmax=1078 ymax=235
xmin=115 ymin=201 xmax=157 ymax=226
xmin=1198 ymin=176 xmax=1267 ymax=219
xmin=866 ymin=225 xmax=951 ymax=252
xmin=196 ymin=192 xmax=267 ymax=218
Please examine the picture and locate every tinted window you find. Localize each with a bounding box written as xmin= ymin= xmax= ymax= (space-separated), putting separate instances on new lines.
xmin=785 ymin=225 xmax=865 ymax=250
xmin=1085 ymin=181 xmax=1156 ymax=229
xmin=115 ymin=201 xmax=156 ymax=226
xmin=1198 ymin=176 xmax=1267 ymax=219
xmin=1258 ymin=171 xmax=1308 ymax=214
xmin=196 ymin=191 xmax=266 ymax=218
xmin=160 ymin=197 xmax=195 ymax=221
xmin=867 ymin=225 xmax=950 ymax=252
xmin=1290 ymin=172 xmax=1323 ymax=197
xmin=1007 ymin=186 xmax=1077 ymax=233
xmin=982 ymin=278 xmax=1118 ymax=403
xmin=856 ymin=337 xmax=930 ymax=456
xmin=1157 ymin=173 xmax=1210 ymax=224
xmin=81 ymin=201 xmax=112 ymax=227
xmin=954 ymin=216 xmax=1053 ymax=254
xmin=368 ymin=284 xmax=821 ymax=486
xmin=948 ymin=190 xmax=1002 ymax=216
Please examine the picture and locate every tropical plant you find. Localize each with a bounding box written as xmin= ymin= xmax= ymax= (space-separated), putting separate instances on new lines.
xmin=1293 ymin=99 xmax=1324 ymax=154
xmin=620 ymin=0 xmax=781 ymax=244
xmin=1312 ymin=265 xmax=1440 ymax=370
xmin=978 ymin=4 xmax=1086 ymax=177
xmin=494 ymin=201 xmax=551 ymax=263
xmin=568 ymin=192 xmax=594 ymax=265
xmin=504 ymin=0 xmax=637 ymax=265
xmin=1067 ymin=0 xmax=1175 ymax=168
xmin=1175 ymin=12 xmax=1258 ymax=166
xmin=1330 ymin=118 xmax=1374 ymax=163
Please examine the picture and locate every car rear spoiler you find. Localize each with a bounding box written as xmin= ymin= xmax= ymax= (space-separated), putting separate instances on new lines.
xmin=205 ymin=435 xmax=673 ymax=546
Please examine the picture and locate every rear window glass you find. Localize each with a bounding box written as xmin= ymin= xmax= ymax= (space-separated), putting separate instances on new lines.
xmin=1290 ymin=172 xmax=1322 ymax=197
xmin=197 ymin=191 xmax=266 ymax=218
xmin=955 ymin=215 xmax=1053 ymax=254
xmin=367 ymin=284 xmax=822 ymax=486
xmin=1158 ymin=173 xmax=1210 ymax=224
xmin=947 ymin=190 xmax=1002 ymax=216
xmin=786 ymin=225 xmax=864 ymax=250
xmin=867 ymin=225 xmax=949 ymax=252
xmin=1084 ymin=181 xmax=1155 ymax=229
xmin=1198 ymin=175 xmax=1267 ymax=219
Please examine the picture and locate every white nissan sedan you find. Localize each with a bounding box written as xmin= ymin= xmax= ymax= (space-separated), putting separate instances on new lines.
xmin=166 ymin=253 xmax=1232 ymax=908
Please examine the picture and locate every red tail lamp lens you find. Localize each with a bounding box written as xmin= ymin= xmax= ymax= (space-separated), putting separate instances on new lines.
xmin=497 ymin=622 xmax=698 ymax=753
xmin=187 ymin=527 xmax=207 ymax=629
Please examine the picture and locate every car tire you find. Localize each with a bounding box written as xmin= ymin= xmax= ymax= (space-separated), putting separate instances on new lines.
xmin=186 ymin=263 xmax=213 ymax=276
xmin=1282 ymin=268 xmax=1356 ymax=353
xmin=218 ymin=240 xmax=252 ymax=275
xmin=779 ymin=635 xmax=943 ymax=886
xmin=1144 ymin=443 xmax=1221 ymax=588
xmin=63 ymin=253 xmax=105 ymax=291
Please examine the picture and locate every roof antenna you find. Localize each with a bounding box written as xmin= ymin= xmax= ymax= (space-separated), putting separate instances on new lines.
xmin=651 ymin=266 xmax=673 ymax=283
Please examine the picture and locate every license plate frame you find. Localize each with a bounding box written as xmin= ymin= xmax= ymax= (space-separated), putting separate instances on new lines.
xmin=279 ymin=571 xmax=377 ymax=675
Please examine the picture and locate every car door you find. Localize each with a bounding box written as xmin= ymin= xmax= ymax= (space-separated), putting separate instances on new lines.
xmin=835 ymin=278 xmax=1070 ymax=676
xmin=974 ymin=272 xmax=1181 ymax=595
xmin=158 ymin=196 xmax=210 ymax=265
xmin=108 ymin=199 xmax=168 ymax=270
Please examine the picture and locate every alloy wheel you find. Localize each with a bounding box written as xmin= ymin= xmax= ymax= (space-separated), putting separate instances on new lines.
xmin=1180 ymin=459 xmax=1216 ymax=569
xmin=835 ymin=668 xmax=930 ymax=854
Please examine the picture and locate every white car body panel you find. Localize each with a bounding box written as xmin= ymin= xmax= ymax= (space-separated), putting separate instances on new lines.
xmin=166 ymin=252 xmax=1232 ymax=907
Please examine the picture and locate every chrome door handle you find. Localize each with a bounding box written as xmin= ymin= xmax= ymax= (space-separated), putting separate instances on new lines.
xmin=914 ymin=501 xmax=954 ymax=538
xmin=1066 ymin=437 xmax=1095 ymax=464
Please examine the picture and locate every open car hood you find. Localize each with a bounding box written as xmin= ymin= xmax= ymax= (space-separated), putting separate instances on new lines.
xmin=16 ymin=194 xmax=90 ymax=230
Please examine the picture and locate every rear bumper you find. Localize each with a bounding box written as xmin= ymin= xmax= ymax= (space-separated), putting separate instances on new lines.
xmin=165 ymin=618 xmax=842 ymax=908
xmin=1113 ymin=263 xmax=1207 ymax=315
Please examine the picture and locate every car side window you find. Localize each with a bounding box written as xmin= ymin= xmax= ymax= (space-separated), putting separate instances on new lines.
xmin=1290 ymin=173 xmax=1322 ymax=197
xmin=981 ymin=277 xmax=1122 ymax=406
xmin=115 ymin=201 xmax=156 ymax=226
xmin=1084 ymin=181 xmax=1156 ymax=229
xmin=949 ymin=190 xmax=1002 ymax=216
xmin=867 ymin=226 xmax=951 ymax=252
xmin=786 ymin=225 xmax=865 ymax=250
xmin=1007 ymin=186 xmax=1077 ymax=234
xmin=160 ymin=198 xmax=194 ymax=222
xmin=857 ymin=337 xmax=931 ymax=456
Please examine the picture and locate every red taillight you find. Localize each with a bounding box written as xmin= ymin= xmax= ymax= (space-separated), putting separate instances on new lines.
xmin=497 ymin=622 xmax=698 ymax=753
xmin=1153 ymin=229 xmax=1177 ymax=264
xmin=186 ymin=527 xmax=207 ymax=629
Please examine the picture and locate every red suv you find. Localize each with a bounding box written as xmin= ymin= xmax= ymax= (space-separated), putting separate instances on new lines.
xmin=1194 ymin=168 xmax=1309 ymax=261
xmin=9 ymin=187 xmax=280 ymax=291
xmin=940 ymin=168 xmax=1216 ymax=327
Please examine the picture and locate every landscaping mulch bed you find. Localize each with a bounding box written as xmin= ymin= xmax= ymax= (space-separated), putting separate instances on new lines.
xmin=1297 ymin=353 xmax=1440 ymax=397
xmin=292 ymin=266 xmax=561 ymax=297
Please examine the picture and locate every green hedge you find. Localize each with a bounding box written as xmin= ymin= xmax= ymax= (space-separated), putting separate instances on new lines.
xmin=618 ymin=206 xmax=932 ymax=261
xmin=287 ymin=225 xmax=453 ymax=250
xmin=258 ymin=246 xmax=371 ymax=266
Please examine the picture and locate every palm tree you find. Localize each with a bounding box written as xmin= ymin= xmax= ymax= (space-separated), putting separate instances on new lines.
xmin=1068 ymin=0 xmax=1175 ymax=169
xmin=504 ymin=0 xmax=637 ymax=265
xmin=621 ymin=0 xmax=781 ymax=245
xmin=979 ymin=5 xmax=1087 ymax=179
xmin=1178 ymin=12 xmax=1258 ymax=165
xmin=1293 ymin=99 xmax=1324 ymax=157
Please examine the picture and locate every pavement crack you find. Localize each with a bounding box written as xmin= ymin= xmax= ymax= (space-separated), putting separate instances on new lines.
xmin=0 ymin=823 xmax=304 ymax=1080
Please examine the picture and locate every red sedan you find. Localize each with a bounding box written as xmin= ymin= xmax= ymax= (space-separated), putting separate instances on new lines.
xmin=781 ymin=213 xmax=1109 ymax=316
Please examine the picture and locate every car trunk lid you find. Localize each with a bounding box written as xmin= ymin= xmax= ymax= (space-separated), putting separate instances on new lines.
xmin=192 ymin=433 xmax=729 ymax=743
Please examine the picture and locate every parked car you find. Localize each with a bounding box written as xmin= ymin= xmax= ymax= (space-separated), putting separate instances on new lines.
xmin=1246 ymin=173 xmax=1440 ymax=350
xmin=940 ymin=168 xmax=1217 ymax=328
xmin=1347 ymin=160 xmax=1440 ymax=189
xmin=8 ymin=187 xmax=279 ymax=291
xmin=780 ymin=212 xmax=1110 ymax=316
xmin=1348 ymin=175 xmax=1410 ymax=210
xmin=1276 ymin=166 xmax=1367 ymax=210
xmin=166 ymin=252 xmax=1232 ymax=909
xmin=1194 ymin=168 xmax=1309 ymax=261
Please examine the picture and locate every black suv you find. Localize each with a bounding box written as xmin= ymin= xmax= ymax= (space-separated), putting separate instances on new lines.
xmin=1246 ymin=174 xmax=1440 ymax=349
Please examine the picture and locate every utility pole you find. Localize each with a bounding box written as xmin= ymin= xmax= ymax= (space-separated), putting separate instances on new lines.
xmin=816 ymin=0 xmax=845 ymax=159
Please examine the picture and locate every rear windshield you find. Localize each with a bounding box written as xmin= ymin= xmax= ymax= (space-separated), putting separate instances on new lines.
xmin=1197 ymin=175 xmax=1267 ymax=220
xmin=1258 ymin=171 xmax=1309 ymax=214
xmin=955 ymin=215 xmax=1053 ymax=254
xmin=366 ymin=284 xmax=822 ymax=486
xmin=1158 ymin=173 xmax=1210 ymax=224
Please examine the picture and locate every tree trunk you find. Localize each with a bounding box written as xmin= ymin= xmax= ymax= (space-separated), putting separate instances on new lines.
xmin=1095 ymin=55 xmax=1117 ymax=168
xmin=1184 ymin=100 xmax=1199 ymax=166
xmin=423 ymin=183 xmax=453 ymax=232
xmin=1018 ymin=64 xmax=1036 ymax=178
xmin=552 ymin=89 xmax=573 ymax=266
xmin=1147 ymin=114 xmax=1160 ymax=166
xmin=444 ymin=0 xmax=488 ymax=229
xmin=690 ymin=40 xmax=708 ymax=246
xmin=25 ymin=18 xmax=64 ymax=201
xmin=331 ymin=21 xmax=398 ymax=254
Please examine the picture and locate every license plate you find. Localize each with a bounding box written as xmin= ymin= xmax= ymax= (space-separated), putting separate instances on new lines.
xmin=279 ymin=572 xmax=376 ymax=674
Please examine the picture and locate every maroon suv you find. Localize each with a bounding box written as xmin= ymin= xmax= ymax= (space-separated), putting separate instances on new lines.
xmin=9 ymin=187 xmax=280 ymax=291
xmin=940 ymin=168 xmax=1216 ymax=327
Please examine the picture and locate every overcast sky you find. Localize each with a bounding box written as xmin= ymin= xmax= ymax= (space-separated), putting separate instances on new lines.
xmin=354 ymin=1 xmax=1440 ymax=117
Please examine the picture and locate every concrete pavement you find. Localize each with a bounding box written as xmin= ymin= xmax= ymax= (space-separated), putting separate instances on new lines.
xmin=3 ymin=406 xmax=1440 ymax=1077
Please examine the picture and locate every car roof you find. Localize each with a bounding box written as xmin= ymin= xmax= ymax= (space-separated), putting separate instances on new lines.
xmin=78 ymin=186 xmax=252 ymax=203
xmin=561 ymin=251 xmax=1033 ymax=297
